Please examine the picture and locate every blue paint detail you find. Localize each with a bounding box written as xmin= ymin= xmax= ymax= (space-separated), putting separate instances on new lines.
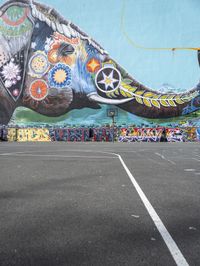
xmin=71 ymin=57 xmax=96 ymax=94
xmin=86 ymin=44 xmax=99 ymax=57
xmin=31 ymin=20 xmax=53 ymax=52
xmin=182 ymin=96 xmax=200 ymax=115
xmin=48 ymin=63 xmax=72 ymax=88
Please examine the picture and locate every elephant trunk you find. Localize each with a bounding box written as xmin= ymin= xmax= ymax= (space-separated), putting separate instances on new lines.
xmin=91 ymin=61 xmax=200 ymax=119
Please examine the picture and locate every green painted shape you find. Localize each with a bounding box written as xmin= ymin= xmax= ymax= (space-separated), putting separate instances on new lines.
xmin=6 ymin=6 xmax=24 ymax=21
xmin=0 ymin=6 xmax=32 ymax=37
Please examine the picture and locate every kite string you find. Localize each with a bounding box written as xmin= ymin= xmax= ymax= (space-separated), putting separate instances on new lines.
xmin=120 ymin=0 xmax=200 ymax=52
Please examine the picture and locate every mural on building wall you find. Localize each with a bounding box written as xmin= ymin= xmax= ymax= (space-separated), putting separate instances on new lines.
xmin=17 ymin=128 xmax=51 ymax=141
xmin=3 ymin=126 xmax=199 ymax=142
xmin=119 ymin=127 xmax=163 ymax=142
xmin=50 ymin=128 xmax=90 ymax=141
xmin=7 ymin=127 xmax=17 ymax=141
xmin=0 ymin=0 xmax=200 ymax=127
xmin=7 ymin=127 xmax=51 ymax=141
xmin=0 ymin=125 xmax=7 ymax=140
xmin=118 ymin=127 xmax=199 ymax=142
xmin=196 ymin=128 xmax=200 ymax=141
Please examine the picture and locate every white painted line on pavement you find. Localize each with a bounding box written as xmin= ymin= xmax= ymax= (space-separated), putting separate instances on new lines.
xmin=0 ymin=151 xmax=33 ymax=156
xmin=0 ymin=149 xmax=108 ymax=155
xmin=117 ymin=154 xmax=189 ymax=266
xmin=0 ymin=153 xmax=116 ymax=159
xmin=184 ymin=169 xmax=195 ymax=172
xmin=155 ymin=152 xmax=176 ymax=165
xmin=192 ymin=158 xmax=200 ymax=162
xmin=108 ymin=150 xmax=138 ymax=153
xmin=0 ymin=147 xmax=190 ymax=265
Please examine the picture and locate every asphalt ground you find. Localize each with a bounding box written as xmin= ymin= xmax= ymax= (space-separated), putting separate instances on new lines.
xmin=0 ymin=142 xmax=199 ymax=266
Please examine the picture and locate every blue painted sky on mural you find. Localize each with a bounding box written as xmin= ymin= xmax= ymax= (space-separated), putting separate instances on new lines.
xmin=0 ymin=0 xmax=199 ymax=91
xmin=18 ymin=0 xmax=200 ymax=92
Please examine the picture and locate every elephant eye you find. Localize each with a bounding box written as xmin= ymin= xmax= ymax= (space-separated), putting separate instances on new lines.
xmin=57 ymin=42 xmax=75 ymax=57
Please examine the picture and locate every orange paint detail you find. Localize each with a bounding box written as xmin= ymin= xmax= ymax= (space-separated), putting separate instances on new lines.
xmin=48 ymin=49 xmax=58 ymax=64
xmin=53 ymin=69 xmax=67 ymax=83
xmin=86 ymin=58 xmax=101 ymax=73
xmin=30 ymin=80 xmax=48 ymax=101
xmin=48 ymin=32 xmax=78 ymax=66
xmin=48 ymin=48 xmax=75 ymax=65
xmin=48 ymin=45 xmax=75 ymax=66
xmin=59 ymin=56 xmax=73 ymax=65
xmin=53 ymin=32 xmax=80 ymax=45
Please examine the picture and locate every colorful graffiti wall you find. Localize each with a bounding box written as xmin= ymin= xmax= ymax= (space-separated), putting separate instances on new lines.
xmin=119 ymin=128 xmax=163 ymax=142
xmin=197 ymin=128 xmax=200 ymax=141
xmin=2 ymin=126 xmax=199 ymax=142
xmin=0 ymin=0 xmax=200 ymax=127
xmin=50 ymin=128 xmax=90 ymax=141
xmin=118 ymin=127 xmax=199 ymax=142
xmin=7 ymin=128 xmax=51 ymax=141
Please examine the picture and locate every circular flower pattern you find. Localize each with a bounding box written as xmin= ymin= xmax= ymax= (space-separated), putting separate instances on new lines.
xmin=2 ymin=60 xmax=21 ymax=88
xmin=29 ymin=80 xmax=48 ymax=101
xmin=29 ymin=51 xmax=49 ymax=78
xmin=48 ymin=63 xmax=72 ymax=89
xmin=95 ymin=66 xmax=121 ymax=93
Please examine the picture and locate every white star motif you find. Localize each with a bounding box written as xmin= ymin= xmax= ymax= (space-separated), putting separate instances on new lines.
xmin=31 ymin=42 xmax=36 ymax=49
xmin=44 ymin=37 xmax=53 ymax=52
xmin=2 ymin=61 xmax=21 ymax=81
xmin=98 ymin=70 xmax=119 ymax=91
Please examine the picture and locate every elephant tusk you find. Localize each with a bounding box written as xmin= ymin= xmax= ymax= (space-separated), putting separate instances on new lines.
xmin=88 ymin=93 xmax=134 ymax=105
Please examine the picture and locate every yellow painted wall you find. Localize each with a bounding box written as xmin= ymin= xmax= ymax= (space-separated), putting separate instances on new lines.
xmin=7 ymin=128 xmax=17 ymax=141
xmin=17 ymin=128 xmax=51 ymax=142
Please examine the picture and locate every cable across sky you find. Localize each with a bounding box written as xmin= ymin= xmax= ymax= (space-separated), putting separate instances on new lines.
xmin=120 ymin=0 xmax=200 ymax=52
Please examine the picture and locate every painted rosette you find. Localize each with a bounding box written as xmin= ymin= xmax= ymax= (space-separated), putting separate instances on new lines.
xmin=86 ymin=58 xmax=101 ymax=73
xmin=29 ymin=80 xmax=48 ymax=101
xmin=95 ymin=66 xmax=121 ymax=93
xmin=28 ymin=51 xmax=49 ymax=78
xmin=48 ymin=63 xmax=72 ymax=89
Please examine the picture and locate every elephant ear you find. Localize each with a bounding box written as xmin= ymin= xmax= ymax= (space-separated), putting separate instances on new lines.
xmin=0 ymin=2 xmax=34 ymax=101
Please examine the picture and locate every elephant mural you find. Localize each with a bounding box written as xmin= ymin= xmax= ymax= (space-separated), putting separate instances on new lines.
xmin=0 ymin=0 xmax=200 ymax=125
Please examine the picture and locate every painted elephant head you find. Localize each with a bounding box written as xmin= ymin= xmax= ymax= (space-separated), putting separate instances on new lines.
xmin=0 ymin=0 xmax=200 ymax=125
